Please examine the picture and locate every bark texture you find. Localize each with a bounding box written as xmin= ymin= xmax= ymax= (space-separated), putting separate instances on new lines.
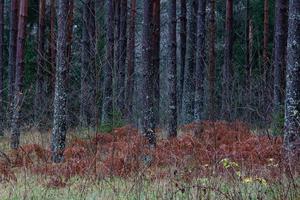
xmin=141 ymin=0 xmax=156 ymax=146
xmin=221 ymin=0 xmax=233 ymax=120
xmin=178 ymin=0 xmax=187 ymax=116
xmin=126 ymin=0 xmax=136 ymax=121
xmin=194 ymin=0 xmax=206 ymax=121
xmin=50 ymin=0 xmax=56 ymax=92
xmin=51 ymin=0 xmax=71 ymax=162
xmin=102 ymin=0 xmax=114 ymax=124
xmin=273 ymin=0 xmax=289 ymax=114
xmin=11 ymin=0 xmax=29 ymax=149
xmin=34 ymin=0 xmax=46 ymax=128
xmin=182 ymin=0 xmax=198 ymax=124
xmin=152 ymin=0 xmax=160 ymax=126
xmin=0 ymin=0 xmax=3 ymax=136
xmin=284 ymin=0 xmax=300 ymax=161
xmin=166 ymin=0 xmax=177 ymax=137
xmin=207 ymin=0 xmax=216 ymax=120
xmin=8 ymin=0 xmax=19 ymax=114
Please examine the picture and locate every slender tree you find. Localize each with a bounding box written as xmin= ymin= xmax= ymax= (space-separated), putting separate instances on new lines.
xmin=284 ymin=0 xmax=300 ymax=161
xmin=207 ymin=0 xmax=216 ymax=120
xmin=50 ymin=0 xmax=56 ymax=92
xmin=178 ymin=0 xmax=187 ymax=116
xmin=182 ymin=0 xmax=198 ymax=124
xmin=263 ymin=0 xmax=270 ymax=104
xmin=126 ymin=0 xmax=136 ymax=121
xmin=11 ymin=0 xmax=29 ymax=149
xmin=102 ymin=0 xmax=114 ymax=124
xmin=8 ymin=0 xmax=19 ymax=113
xmin=51 ymin=0 xmax=71 ymax=162
xmin=152 ymin=0 xmax=160 ymax=125
xmin=194 ymin=0 xmax=206 ymax=121
xmin=116 ymin=0 xmax=127 ymax=117
xmin=34 ymin=0 xmax=46 ymax=128
xmin=166 ymin=0 xmax=177 ymax=137
xmin=221 ymin=0 xmax=234 ymax=120
xmin=141 ymin=0 xmax=156 ymax=146
xmin=273 ymin=0 xmax=288 ymax=118
xmin=0 ymin=0 xmax=3 ymax=136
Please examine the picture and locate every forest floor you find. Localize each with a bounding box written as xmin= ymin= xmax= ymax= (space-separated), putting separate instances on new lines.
xmin=0 ymin=121 xmax=299 ymax=200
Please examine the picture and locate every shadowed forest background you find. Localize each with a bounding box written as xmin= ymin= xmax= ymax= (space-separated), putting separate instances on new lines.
xmin=0 ymin=0 xmax=299 ymax=199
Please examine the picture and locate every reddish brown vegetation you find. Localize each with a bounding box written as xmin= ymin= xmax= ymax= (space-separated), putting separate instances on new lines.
xmin=0 ymin=121 xmax=298 ymax=187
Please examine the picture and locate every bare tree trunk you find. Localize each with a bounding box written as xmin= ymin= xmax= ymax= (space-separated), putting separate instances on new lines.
xmin=221 ymin=0 xmax=233 ymax=120
xmin=51 ymin=0 xmax=71 ymax=162
xmin=194 ymin=0 xmax=206 ymax=121
xmin=116 ymin=0 xmax=127 ymax=117
xmin=263 ymin=0 xmax=270 ymax=108
xmin=273 ymin=0 xmax=288 ymax=116
xmin=102 ymin=0 xmax=114 ymax=125
xmin=126 ymin=0 xmax=136 ymax=121
xmin=0 ymin=0 xmax=3 ymax=136
xmin=152 ymin=0 xmax=160 ymax=126
xmin=11 ymin=0 xmax=29 ymax=149
xmin=284 ymin=0 xmax=300 ymax=162
xmin=34 ymin=0 xmax=46 ymax=128
xmin=207 ymin=0 xmax=216 ymax=120
xmin=141 ymin=0 xmax=156 ymax=146
xmin=182 ymin=0 xmax=198 ymax=124
xmin=8 ymin=0 xmax=19 ymax=117
xmin=50 ymin=0 xmax=56 ymax=93
xmin=178 ymin=0 xmax=187 ymax=118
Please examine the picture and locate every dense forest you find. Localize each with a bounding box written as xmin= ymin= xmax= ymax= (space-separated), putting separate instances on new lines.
xmin=0 ymin=0 xmax=299 ymax=199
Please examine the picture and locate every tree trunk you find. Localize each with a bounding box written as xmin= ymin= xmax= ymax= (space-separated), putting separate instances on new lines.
xmin=50 ymin=0 xmax=56 ymax=93
xmin=207 ymin=0 xmax=216 ymax=120
xmin=194 ymin=0 xmax=206 ymax=121
xmin=152 ymin=0 xmax=160 ymax=126
xmin=34 ymin=0 xmax=46 ymax=128
xmin=102 ymin=0 xmax=114 ymax=124
xmin=284 ymin=0 xmax=300 ymax=161
xmin=263 ymin=0 xmax=270 ymax=105
xmin=116 ymin=0 xmax=127 ymax=117
xmin=141 ymin=0 xmax=156 ymax=146
xmin=182 ymin=0 xmax=198 ymax=124
xmin=126 ymin=0 xmax=136 ymax=121
xmin=221 ymin=0 xmax=233 ymax=120
xmin=80 ymin=0 xmax=92 ymax=127
xmin=51 ymin=0 xmax=71 ymax=162
xmin=0 ymin=0 xmax=3 ymax=136
xmin=273 ymin=0 xmax=288 ymax=115
xmin=178 ymin=0 xmax=187 ymax=118
xmin=11 ymin=0 xmax=29 ymax=149
xmin=8 ymin=0 xmax=19 ymax=116
xmin=166 ymin=0 xmax=177 ymax=138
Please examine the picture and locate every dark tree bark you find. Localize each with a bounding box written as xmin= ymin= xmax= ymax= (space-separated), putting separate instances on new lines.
xmin=166 ymin=0 xmax=177 ymax=138
xmin=8 ymin=0 xmax=19 ymax=115
xmin=284 ymin=0 xmax=300 ymax=161
xmin=116 ymin=0 xmax=127 ymax=117
xmin=141 ymin=0 xmax=156 ymax=146
xmin=11 ymin=0 xmax=29 ymax=149
xmin=221 ymin=0 xmax=234 ymax=120
xmin=152 ymin=0 xmax=160 ymax=126
xmin=194 ymin=0 xmax=206 ymax=121
xmin=178 ymin=0 xmax=187 ymax=116
xmin=126 ymin=0 xmax=136 ymax=121
xmin=182 ymin=0 xmax=198 ymax=124
xmin=273 ymin=0 xmax=288 ymax=115
xmin=80 ymin=0 xmax=92 ymax=127
xmin=263 ymin=0 xmax=270 ymax=105
xmin=0 ymin=0 xmax=3 ymax=136
xmin=245 ymin=0 xmax=251 ymax=116
xmin=34 ymin=0 xmax=46 ymax=128
xmin=102 ymin=0 xmax=114 ymax=124
xmin=50 ymin=0 xmax=56 ymax=93
xmin=207 ymin=0 xmax=216 ymax=120
xmin=51 ymin=0 xmax=71 ymax=162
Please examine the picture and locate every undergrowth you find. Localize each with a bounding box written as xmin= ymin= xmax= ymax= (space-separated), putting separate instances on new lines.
xmin=0 ymin=121 xmax=299 ymax=199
